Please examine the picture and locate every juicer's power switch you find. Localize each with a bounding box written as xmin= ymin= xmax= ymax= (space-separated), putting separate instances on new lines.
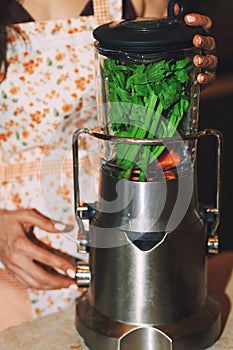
xmin=76 ymin=261 xmax=91 ymax=288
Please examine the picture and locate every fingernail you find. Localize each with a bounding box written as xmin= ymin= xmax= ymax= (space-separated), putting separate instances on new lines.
xmin=197 ymin=36 xmax=202 ymax=46
xmin=66 ymin=268 xmax=76 ymax=279
xmin=55 ymin=268 xmax=66 ymax=276
xmin=198 ymin=74 xmax=205 ymax=83
xmin=54 ymin=222 xmax=66 ymax=231
xmin=69 ymin=284 xmax=78 ymax=290
xmin=186 ymin=15 xmax=195 ymax=23
xmin=54 ymin=222 xmax=74 ymax=232
xmin=197 ymin=56 xmax=203 ymax=65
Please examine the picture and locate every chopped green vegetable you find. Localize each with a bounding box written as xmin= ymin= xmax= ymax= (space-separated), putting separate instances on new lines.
xmin=103 ymin=56 xmax=192 ymax=181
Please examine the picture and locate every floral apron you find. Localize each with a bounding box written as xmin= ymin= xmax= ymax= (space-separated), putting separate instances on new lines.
xmin=0 ymin=0 xmax=122 ymax=329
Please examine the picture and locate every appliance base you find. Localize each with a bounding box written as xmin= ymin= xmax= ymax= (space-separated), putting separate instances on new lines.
xmin=75 ymin=292 xmax=221 ymax=350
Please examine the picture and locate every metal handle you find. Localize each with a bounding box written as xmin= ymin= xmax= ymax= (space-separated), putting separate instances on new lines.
xmin=198 ymin=129 xmax=222 ymax=236
xmin=191 ymin=129 xmax=223 ymax=254
xmin=72 ymin=128 xmax=90 ymax=253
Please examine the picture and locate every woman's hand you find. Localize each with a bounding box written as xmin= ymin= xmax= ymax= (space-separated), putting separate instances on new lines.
xmin=184 ymin=13 xmax=218 ymax=85
xmin=134 ymin=2 xmax=218 ymax=86
xmin=0 ymin=209 xmax=77 ymax=290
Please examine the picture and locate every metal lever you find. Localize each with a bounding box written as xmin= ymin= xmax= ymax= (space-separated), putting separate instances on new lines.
xmin=72 ymin=128 xmax=95 ymax=253
xmin=205 ymin=130 xmax=222 ymax=254
xmin=183 ymin=129 xmax=222 ymax=254
xmin=192 ymin=129 xmax=223 ymax=254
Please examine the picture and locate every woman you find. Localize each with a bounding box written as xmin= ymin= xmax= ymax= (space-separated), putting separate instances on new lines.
xmin=0 ymin=0 xmax=217 ymax=329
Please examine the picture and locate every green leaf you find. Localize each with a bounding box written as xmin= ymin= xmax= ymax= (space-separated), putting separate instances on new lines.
xmin=103 ymin=56 xmax=192 ymax=180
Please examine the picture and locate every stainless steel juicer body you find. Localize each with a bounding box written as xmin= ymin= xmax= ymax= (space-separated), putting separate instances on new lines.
xmin=72 ymin=2 xmax=223 ymax=348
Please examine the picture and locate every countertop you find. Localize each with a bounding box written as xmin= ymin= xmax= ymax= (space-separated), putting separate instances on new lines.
xmin=0 ymin=252 xmax=232 ymax=350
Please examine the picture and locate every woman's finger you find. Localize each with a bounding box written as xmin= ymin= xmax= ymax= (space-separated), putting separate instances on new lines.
xmin=10 ymin=257 xmax=77 ymax=290
xmin=10 ymin=233 xmax=76 ymax=280
xmin=184 ymin=13 xmax=212 ymax=32
xmin=197 ymin=71 xmax=216 ymax=85
xmin=193 ymin=34 xmax=216 ymax=53
xmin=8 ymin=264 xmax=41 ymax=289
xmin=194 ymin=54 xmax=218 ymax=71
xmin=11 ymin=208 xmax=73 ymax=233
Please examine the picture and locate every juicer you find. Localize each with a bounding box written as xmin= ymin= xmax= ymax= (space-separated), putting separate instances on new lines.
xmin=72 ymin=1 xmax=223 ymax=349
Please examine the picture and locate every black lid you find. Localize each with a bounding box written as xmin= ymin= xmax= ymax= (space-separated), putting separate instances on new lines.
xmin=93 ymin=17 xmax=203 ymax=53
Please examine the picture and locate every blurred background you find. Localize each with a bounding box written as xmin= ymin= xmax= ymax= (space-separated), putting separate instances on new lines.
xmin=188 ymin=0 xmax=233 ymax=251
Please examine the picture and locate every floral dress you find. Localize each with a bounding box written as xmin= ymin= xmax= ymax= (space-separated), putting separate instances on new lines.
xmin=0 ymin=0 xmax=122 ymax=322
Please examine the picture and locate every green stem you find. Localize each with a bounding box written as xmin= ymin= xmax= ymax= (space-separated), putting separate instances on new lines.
xmin=137 ymin=100 xmax=164 ymax=169
xmin=116 ymin=93 xmax=158 ymax=178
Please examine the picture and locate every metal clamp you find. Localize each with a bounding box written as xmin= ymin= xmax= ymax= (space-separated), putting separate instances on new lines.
xmin=72 ymin=128 xmax=95 ymax=253
xmin=185 ymin=129 xmax=223 ymax=254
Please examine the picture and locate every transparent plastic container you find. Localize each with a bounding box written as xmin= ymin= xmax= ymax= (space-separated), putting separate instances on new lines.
xmin=93 ymin=17 xmax=202 ymax=182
